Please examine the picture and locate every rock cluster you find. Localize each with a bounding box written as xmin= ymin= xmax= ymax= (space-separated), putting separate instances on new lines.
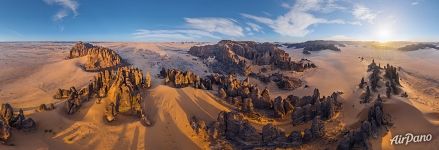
xmin=53 ymin=88 xmax=71 ymax=99
xmin=284 ymin=40 xmax=344 ymax=53
xmin=192 ymin=111 xmax=327 ymax=148
xmin=65 ymin=87 xmax=88 ymax=115
xmin=69 ymin=42 xmax=123 ymax=71
xmin=360 ymin=60 xmax=404 ymax=102
xmin=367 ymin=60 xmax=381 ymax=91
xmin=97 ymin=67 xmax=150 ymax=122
xmin=337 ymin=95 xmax=392 ymax=150
xmin=0 ymin=103 xmax=36 ymax=144
xmin=160 ymin=68 xmax=212 ymax=90
xmin=398 ymin=43 xmax=439 ymax=51
xmin=251 ymin=73 xmax=303 ymax=90
xmin=38 ymin=103 xmax=56 ymax=112
xmin=61 ymin=43 xmax=152 ymax=125
xmin=291 ymin=89 xmax=342 ymax=125
xmin=275 ymin=75 xmax=302 ymax=90
xmin=209 ymin=74 xmax=341 ymax=121
xmin=189 ymin=40 xmax=315 ymax=75
xmin=384 ymin=64 xmax=401 ymax=97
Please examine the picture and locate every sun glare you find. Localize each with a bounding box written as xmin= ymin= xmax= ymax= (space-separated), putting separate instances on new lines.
xmin=376 ymin=26 xmax=393 ymax=43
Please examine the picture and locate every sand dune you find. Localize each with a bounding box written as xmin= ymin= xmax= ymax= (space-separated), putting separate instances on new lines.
xmin=1 ymin=80 xmax=229 ymax=149
xmin=0 ymin=57 xmax=94 ymax=108
xmin=1 ymin=42 xmax=438 ymax=149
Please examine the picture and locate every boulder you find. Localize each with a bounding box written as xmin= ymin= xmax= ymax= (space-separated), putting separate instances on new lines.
xmin=292 ymin=107 xmax=304 ymax=125
xmin=241 ymin=98 xmax=254 ymax=113
xmin=218 ymin=88 xmax=227 ymax=99
xmin=273 ymin=96 xmax=286 ymax=118
xmin=302 ymin=129 xmax=313 ymax=143
xmin=310 ymin=117 xmax=325 ymax=138
xmin=262 ymin=123 xmax=287 ymax=144
xmin=0 ymin=120 xmax=11 ymax=144
xmin=288 ymin=131 xmax=302 ymax=146
xmin=0 ymin=104 xmax=14 ymax=124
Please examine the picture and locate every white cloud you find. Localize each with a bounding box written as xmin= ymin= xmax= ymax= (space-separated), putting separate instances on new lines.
xmin=53 ymin=10 xmax=68 ymax=21
xmin=134 ymin=17 xmax=246 ymax=41
xmin=241 ymin=0 xmax=354 ymax=37
xmin=44 ymin=0 xmax=79 ymax=21
xmin=324 ymin=35 xmax=354 ymax=41
xmin=294 ymin=0 xmax=346 ymax=13
xmin=281 ymin=2 xmax=292 ymax=9
xmin=352 ymin=4 xmax=377 ymax=24
xmin=184 ymin=17 xmax=244 ymax=37
xmin=411 ymin=2 xmax=419 ymax=5
xmin=246 ymin=22 xmax=263 ymax=32
xmin=133 ymin=29 xmax=220 ymax=40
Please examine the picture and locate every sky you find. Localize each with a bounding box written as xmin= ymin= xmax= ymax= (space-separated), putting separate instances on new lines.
xmin=0 ymin=0 xmax=438 ymax=42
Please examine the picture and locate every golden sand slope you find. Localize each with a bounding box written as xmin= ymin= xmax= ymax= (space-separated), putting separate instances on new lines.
xmin=0 ymin=57 xmax=94 ymax=108
xmin=2 ymin=84 xmax=228 ymax=150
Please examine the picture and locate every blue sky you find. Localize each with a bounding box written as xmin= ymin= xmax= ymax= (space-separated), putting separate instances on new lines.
xmin=0 ymin=0 xmax=438 ymax=42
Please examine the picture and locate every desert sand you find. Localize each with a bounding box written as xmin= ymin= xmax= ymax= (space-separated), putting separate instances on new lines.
xmin=0 ymin=41 xmax=438 ymax=149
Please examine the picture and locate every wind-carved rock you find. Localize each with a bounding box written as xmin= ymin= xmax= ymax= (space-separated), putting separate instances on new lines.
xmin=273 ymin=96 xmax=294 ymax=118
xmin=191 ymin=110 xmax=331 ymax=148
xmin=360 ymin=61 xmax=404 ymax=103
xmin=38 ymin=103 xmax=56 ymax=112
xmin=190 ymin=116 xmax=209 ymax=141
xmin=160 ymin=68 xmax=212 ymax=89
xmin=254 ymin=88 xmax=272 ymax=109
xmin=262 ymin=123 xmax=288 ymax=145
xmin=65 ymin=87 xmax=83 ymax=115
xmin=189 ymin=40 xmax=315 ymax=75
xmin=0 ymin=103 xmax=37 ymax=144
xmin=62 ymin=43 xmax=152 ymax=125
xmin=53 ymin=88 xmax=71 ymax=99
xmin=291 ymin=91 xmax=341 ymax=125
xmin=103 ymin=66 xmax=148 ymax=122
xmin=69 ymin=42 xmax=123 ymax=71
xmin=337 ymin=95 xmax=392 ymax=150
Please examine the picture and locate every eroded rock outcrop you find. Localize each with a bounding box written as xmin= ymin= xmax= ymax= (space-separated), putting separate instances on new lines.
xmin=38 ymin=103 xmax=55 ymax=112
xmin=69 ymin=42 xmax=123 ymax=71
xmin=360 ymin=60 xmax=404 ymax=103
xmin=160 ymin=68 xmax=212 ymax=90
xmin=291 ymin=91 xmax=342 ymax=125
xmin=337 ymin=96 xmax=392 ymax=150
xmin=100 ymin=66 xmax=150 ymax=122
xmin=0 ymin=103 xmax=37 ymax=144
xmin=189 ymin=40 xmax=315 ymax=75
xmin=191 ymin=111 xmax=328 ymax=149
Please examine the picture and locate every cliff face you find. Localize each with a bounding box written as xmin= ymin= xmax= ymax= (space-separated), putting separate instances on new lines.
xmin=69 ymin=42 xmax=123 ymax=71
xmin=189 ymin=40 xmax=309 ymax=75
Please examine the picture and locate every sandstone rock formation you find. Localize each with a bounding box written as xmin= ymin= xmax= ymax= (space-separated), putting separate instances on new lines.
xmin=337 ymin=95 xmax=392 ymax=150
xmin=360 ymin=60 xmax=404 ymax=103
xmin=398 ymin=43 xmax=439 ymax=51
xmin=160 ymin=68 xmax=212 ymax=89
xmin=291 ymin=91 xmax=341 ymax=125
xmin=65 ymin=87 xmax=83 ymax=115
xmin=189 ymin=40 xmax=315 ymax=75
xmin=0 ymin=103 xmax=37 ymax=144
xmin=69 ymin=42 xmax=123 ymax=71
xmin=38 ymin=103 xmax=55 ymax=112
xmin=285 ymin=40 xmax=344 ymax=54
xmin=189 ymin=110 xmax=330 ymax=149
xmin=53 ymin=88 xmax=71 ymax=99
xmin=101 ymin=66 xmax=149 ymax=122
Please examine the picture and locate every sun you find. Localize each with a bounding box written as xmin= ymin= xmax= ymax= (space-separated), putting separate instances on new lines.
xmin=375 ymin=26 xmax=393 ymax=43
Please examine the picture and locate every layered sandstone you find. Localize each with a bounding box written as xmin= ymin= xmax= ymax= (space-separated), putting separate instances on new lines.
xmin=189 ymin=40 xmax=314 ymax=75
xmin=69 ymin=42 xmax=123 ymax=71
